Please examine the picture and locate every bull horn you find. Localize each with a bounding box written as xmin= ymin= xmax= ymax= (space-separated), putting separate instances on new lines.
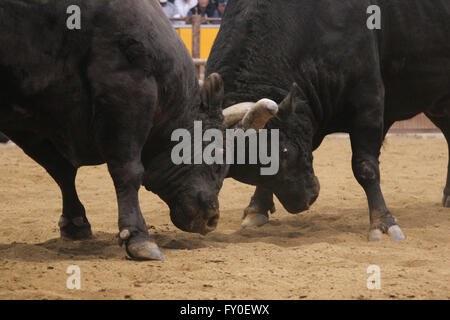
xmin=222 ymin=102 xmax=255 ymax=127
xmin=240 ymin=98 xmax=278 ymax=130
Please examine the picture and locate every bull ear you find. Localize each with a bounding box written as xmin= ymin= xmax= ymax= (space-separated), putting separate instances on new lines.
xmin=278 ymin=82 xmax=301 ymax=120
xmin=201 ymin=73 xmax=224 ymax=116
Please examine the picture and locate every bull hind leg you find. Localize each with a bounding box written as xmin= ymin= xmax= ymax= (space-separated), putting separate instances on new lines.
xmin=242 ymin=186 xmax=275 ymax=228
xmin=425 ymin=112 xmax=450 ymax=207
xmin=92 ymin=68 xmax=162 ymax=260
xmin=4 ymin=131 xmax=91 ymax=239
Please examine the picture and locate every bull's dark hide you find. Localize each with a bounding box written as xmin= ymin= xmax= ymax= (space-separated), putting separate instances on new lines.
xmin=206 ymin=0 xmax=450 ymax=238
xmin=0 ymin=0 xmax=228 ymax=260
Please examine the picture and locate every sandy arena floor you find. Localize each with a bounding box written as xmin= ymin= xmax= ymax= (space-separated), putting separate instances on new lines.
xmin=0 ymin=134 xmax=449 ymax=300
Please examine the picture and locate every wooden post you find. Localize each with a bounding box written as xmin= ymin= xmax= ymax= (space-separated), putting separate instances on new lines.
xmin=191 ymin=14 xmax=201 ymax=60
xmin=194 ymin=59 xmax=207 ymax=82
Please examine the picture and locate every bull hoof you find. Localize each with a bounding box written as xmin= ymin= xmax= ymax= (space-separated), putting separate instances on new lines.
xmin=241 ymin=202 xmax=275 ymax=229
xmin=59 ymin=216 xmax=92 ymax=240
xmin=443 ymin=194 xmax=450 ymax=208
xmin=369 ymin=211 xmax=406 ymax=241
xmin=388 ymin=225 xmax=405 ymax=241
xmin=119 ymin=230 xmax=164 ymax=261
xmin=126 ymin=241 xmax=164 ymax=261
xmin=368 ymin=224 xmax=405 ymax=241
xmin=242 ymin=213 xmax=269 ymax=228
xmin=368 ymin=229 xmax=383 ymax=241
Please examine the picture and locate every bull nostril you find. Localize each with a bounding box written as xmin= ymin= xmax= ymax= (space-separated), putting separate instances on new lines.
xmin=204 ymin=207 xmax=219 ymax=224
xmin=207 ymin=215 xmax=219 ymax=228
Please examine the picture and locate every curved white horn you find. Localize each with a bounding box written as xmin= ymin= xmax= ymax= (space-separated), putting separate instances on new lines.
xmin=240 ymin=98 xmax=278 ymax=130
xmin=222 ymin=102 xmax=255 ymax=127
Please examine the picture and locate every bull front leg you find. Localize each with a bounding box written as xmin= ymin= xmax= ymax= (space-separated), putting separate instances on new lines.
xmin=92 ymin=63 xmax=163 ymax=260
xmin=242 ymin=186 xmax=276 ymax=228
xmin=349 ymin=85 xmax=405 ymax=241
xmin=107 ymin=159 xmax=163 ymax=260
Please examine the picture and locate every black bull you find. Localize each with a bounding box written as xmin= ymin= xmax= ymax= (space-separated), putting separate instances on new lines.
xmin=206 ymin=0 xmax=450 ymax=240
xmin=0 ymin=0 xmax=232 ymax=260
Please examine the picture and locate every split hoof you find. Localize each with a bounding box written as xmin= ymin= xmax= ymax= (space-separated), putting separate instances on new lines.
xmin=59 ymin=216 xmax=92 ymax=240
xmin=126 ymin=240 xmax=164 ymax=261
xmin=119 ymin=229 xmax=164 ymax=261
xmin=241 ymin=201 xmax=275 ymax=229
xmin=388 ymin=225 xmax=405 ymax=241
xmin=443 ymin=194 xmax=450 ymax=208
xmin=368 ymin=229 xmax=383 ymax=241
xmin=368 ymin=225 xmax=405 ymax=241
xmin=242 ymin=213 xmax=269 ymax=228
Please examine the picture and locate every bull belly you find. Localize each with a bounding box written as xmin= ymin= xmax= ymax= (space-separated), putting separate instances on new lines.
xmin=0 ymin=110 xmax=103 ymax=168
xmin=383 ymin=73 xmax=449 ymax=122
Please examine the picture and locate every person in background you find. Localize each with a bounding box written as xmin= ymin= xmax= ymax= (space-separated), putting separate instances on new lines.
xmin=217 ymin=0 xmax=227 ymax=17
xmin=160 ymin=0 xmax=182 ymax=24
xmin=188 ymin=0 xmax=220 ymax=23
xmin=174 ymin=0 xmax=198 ymax=18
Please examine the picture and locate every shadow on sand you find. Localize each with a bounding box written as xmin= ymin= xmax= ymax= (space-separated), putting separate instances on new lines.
xmin=0 ymin=201 xmax=447 ymax=262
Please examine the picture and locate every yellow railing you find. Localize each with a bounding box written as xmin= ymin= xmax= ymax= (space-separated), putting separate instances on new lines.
xmin=170 ymin=16 xmax=221 ymax=80
xmin=174 ymin=25 xmax=219 ymax=60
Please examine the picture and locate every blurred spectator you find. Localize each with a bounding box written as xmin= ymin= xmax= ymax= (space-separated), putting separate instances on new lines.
xmin=216 ymin=0 xmax=227 ymax=17
xmin=188 ymin=0 xmax=220 ymax=23
xmin=160 ymin=0 xmax=182 ymax=23
xmin=174 ymin=0 xmax=198 ymax=18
